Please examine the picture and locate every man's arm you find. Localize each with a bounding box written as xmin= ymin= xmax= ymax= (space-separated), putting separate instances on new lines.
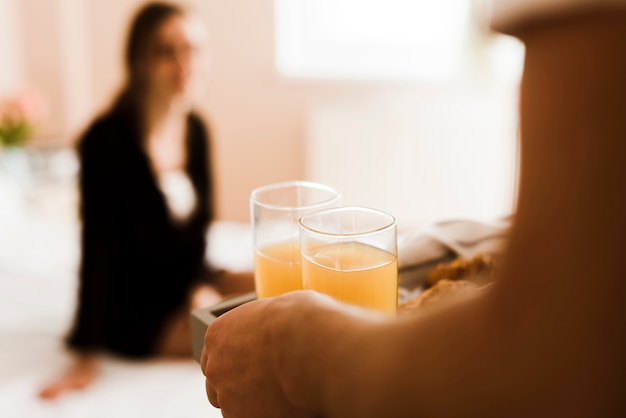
xmin=280 ymin=11 xmax=626 ymax=417
xmin=202 ymin=10 xmax=626 ymax=418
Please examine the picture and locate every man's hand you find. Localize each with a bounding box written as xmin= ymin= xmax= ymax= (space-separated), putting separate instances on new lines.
xmin=200 ymin=291 xmax=323 ymax=418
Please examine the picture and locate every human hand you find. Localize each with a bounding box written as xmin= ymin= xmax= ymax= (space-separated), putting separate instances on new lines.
xmin=200 ymin=291 xmax=323 ymax=418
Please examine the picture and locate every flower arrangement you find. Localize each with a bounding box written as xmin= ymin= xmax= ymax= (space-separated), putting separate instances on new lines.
xmin=0 ymin=88 xmax=45 ymax=148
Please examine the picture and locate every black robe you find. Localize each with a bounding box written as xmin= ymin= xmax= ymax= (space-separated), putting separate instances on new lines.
xmin=66 ymin=110 xmax=214 ymax=358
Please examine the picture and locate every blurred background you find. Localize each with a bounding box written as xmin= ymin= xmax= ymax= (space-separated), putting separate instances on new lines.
xmin=0 ymin=0 xmax=523 ymax=416
xmin=0 ymin=0 xmax=523 ymax=223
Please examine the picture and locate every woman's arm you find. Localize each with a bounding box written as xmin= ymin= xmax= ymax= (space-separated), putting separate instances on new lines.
xmin=188 ymin=113 xmax=214 ymax=224
xmin=40 ymin=120 xmax=123 ymax=399
xmin=66 ymin=121 xmax=121 ymax=350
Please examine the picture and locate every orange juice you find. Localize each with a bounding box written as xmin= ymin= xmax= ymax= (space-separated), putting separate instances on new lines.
xmin=302 ymin=242 xmax=397 ymax=313
xmin=254 ymin=240 xmax=302 ymax=298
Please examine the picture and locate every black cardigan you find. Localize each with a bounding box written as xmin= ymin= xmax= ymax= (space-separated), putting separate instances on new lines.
xmin=66 ymin=110 xmax=214 ymax=357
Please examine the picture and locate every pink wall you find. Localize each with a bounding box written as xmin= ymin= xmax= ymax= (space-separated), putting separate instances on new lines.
xmin=194 ymin=0 xmax=445 ymax=221
xmin=195 ymin=0 xmax=397 ymax=221
xmin=9 ymin=0 xmax=375 ymax=222
xmin=198 ymin=0 xmax=308 ymax=221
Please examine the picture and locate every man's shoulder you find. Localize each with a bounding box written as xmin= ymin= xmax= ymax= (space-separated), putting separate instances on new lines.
xmin=491 ymin=0 xmax=626 ymax=34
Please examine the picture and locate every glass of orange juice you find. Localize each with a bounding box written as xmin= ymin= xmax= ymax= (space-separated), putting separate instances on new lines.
xmin=250 ymin=181 xmax=340 ymax=298
xmin=299 ymin=206 xmax=398 ymax=314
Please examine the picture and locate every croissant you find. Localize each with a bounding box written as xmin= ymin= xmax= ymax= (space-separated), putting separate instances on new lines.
xmin=399 ymin=253 xmax=497 ymax=312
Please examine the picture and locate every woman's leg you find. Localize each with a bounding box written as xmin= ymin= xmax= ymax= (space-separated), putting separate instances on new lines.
xmin=155 ymin=272 xmax=255 ymax=357
xmin=155 ymin=283 xmax=224 ymax=357
xmin=39 ymin=275 xmax=254 ymax=397
xmin=157 ymin=272 xmax=254 ymax=357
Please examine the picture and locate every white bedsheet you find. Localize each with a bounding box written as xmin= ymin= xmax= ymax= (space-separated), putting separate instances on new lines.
xmin=0 ymin=176 xmax=252 ymax=417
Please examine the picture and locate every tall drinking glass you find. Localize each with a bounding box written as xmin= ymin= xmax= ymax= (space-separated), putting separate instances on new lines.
xmin=299 ymin=206 xmax=398 ymax=314
xmin=251 ymin=181 xmax=340 ymax=298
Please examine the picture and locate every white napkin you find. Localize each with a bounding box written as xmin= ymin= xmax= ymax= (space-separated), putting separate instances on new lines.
xmin=398 ymin=217 xmax=511 ymax=290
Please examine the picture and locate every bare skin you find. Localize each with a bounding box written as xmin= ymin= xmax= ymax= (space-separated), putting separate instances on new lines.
xmin=38 ymin=355 xmax=99 ymax=400
xmin=201 ymin=11 xmax=626 ymax=418
xmin=156 ymin=273 xmax=255 ymax=357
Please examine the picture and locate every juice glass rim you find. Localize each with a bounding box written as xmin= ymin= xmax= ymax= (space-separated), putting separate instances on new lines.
xmin=299 ymin=206 xmax=397 ymax=239
xmin=250 ymin=180 xmax=340 ymax=212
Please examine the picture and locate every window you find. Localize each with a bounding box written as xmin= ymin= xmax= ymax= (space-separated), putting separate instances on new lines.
xmin=276 ymin=0 xmax=524 ymax=224
xmin=275 ymin=0 xmax=472 ymax=81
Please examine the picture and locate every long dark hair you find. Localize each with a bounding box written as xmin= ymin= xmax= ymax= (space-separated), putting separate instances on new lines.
xmin=112 ymin=2 xmax=186 ymax=140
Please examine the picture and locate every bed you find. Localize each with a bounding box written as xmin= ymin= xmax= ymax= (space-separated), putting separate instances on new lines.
xmin=0 ymin=169 xmax=252 ymax=417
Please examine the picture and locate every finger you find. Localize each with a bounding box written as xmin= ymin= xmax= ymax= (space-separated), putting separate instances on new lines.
xmin=206 ymin=377 xmax=219 ymax=408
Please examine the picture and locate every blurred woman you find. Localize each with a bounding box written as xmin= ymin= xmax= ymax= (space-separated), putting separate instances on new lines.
xmin=40 ymin=1 xmax=253 ymax=399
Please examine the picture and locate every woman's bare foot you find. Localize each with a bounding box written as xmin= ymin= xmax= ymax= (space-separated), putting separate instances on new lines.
xmin=38 ymin=355 xmax=98 ymax=400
